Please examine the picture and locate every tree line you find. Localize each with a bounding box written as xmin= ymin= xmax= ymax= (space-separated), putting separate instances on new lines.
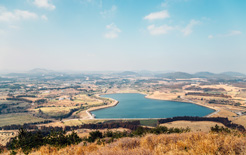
xmin=0 ymin=120 xmax=52 ymax=130
xmin=2 ymin=117 xmax=245 ymax=132
xmin=0 ymin=121 xmax=140 ymax=131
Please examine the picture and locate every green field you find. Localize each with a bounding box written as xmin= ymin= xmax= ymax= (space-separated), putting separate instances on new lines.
xmin=63 ymin=119 xmax=158 ymax=127
xmin=37 ymin=106 xmax=79 ymax=118
xmin=0 ymin=100 xmax=20 ymax=105
xmin=0 ymin=113 xmax=45 ymax=127
xmin=140 ymin=119 xmax=158 ymax=127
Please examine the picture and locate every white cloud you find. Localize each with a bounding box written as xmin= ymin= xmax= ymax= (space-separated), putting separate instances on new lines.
xmin=0 ymin=8 xmax=38 ymax=22
xmin=41 ymin=15 xmax=48 ymax=20
xmin=144 ymin=10 xmax=169 ymax=20
xmin=224 ymin=30 xmax=242 ymax=37
xmin=80 ymin=0 xmax=102 ymax=8
xmin=182 ymin=19 xmax=200 ymax=36
xmin=161 ymin=0 xmax=191 ymax=6
xmin=33 ymin=0 xmax=56 ymax=10
xmin=208 ymin=35 xmax=213 ymax=39
xmin=147 ymin=24 xmax=174 ymax=35
xmin=9 ymin=25 xmax=20 ymax=30
xmin=104 ymin=23 xmax=121 ymax=39
xmin=161 ymin=2 xmax=168 ymax=7
xmin=100 ymin=5 xmax=117 ymax=18
xmin=209 ymin=30 xmax=242 ymax=39
xmin=0 ymin=29 xmax=5 ymax=35
xmin=15 ymin=10 xmax=38 ymax=19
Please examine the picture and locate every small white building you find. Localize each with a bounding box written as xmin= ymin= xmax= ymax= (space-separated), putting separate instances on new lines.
xmin=59 ymin=97 xmax=64 ymax=100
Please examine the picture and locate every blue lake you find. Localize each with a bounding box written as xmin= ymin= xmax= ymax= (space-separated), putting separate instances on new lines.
xmin=91 ymin=93 xmax=215 ymax=119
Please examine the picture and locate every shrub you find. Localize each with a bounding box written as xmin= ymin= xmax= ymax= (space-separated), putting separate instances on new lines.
xmin=235 ymin=102 xmax=242 ymax=106
xmin=7 ymin=128 xmax=82 ymax=154
xmin=87 ymin=130 xmax=103 ymax=142
xmin=0 ymin=144 xmax=4 ymax=154
xmin=7 ymin=128 xmax=44 ymax=154
xmin=210 ymin=124 xmax=230 ymax=133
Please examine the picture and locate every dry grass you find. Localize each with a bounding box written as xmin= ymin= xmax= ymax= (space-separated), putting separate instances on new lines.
xmin=63 ymin=120 xmax=84 ymax=126
xmin=37 ymin=121 xmax=66 ymax=128
xmin=105 ymin=88 xmax=141 ymax=94
xmin=231 ymin=115 xmax=246 ymax=128
xmin=211 ymin=109 xmax=237 ymax=117
xmin=236 ymin=91 xmax=246 ymax=98
xmin=0 ymin=130 xmax=17 ymax=146
xmin=199 ymin=84 xmax=246 ymax=103
xmin=75 ymin=111 xmax=92 ymax=119
xmin=146 ymin=91 xmax=184 ymax=100
xmin=21 ymin=97 xmax=43 ymax=102
xmin=26 ymin=132 xmax=246 ymax=155
xmin=73 ymin=95 xmax=103 ymax=105
xmin=199 ymin=84 xmax=240 ymax=92
xmin=160 ymin=121 xmax=225 ymax=132
xmin=63 ymin=119 xmax=105 ymax=126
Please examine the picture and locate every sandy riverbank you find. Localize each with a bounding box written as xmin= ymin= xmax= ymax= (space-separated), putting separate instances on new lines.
xmin=145 ymin=93 xmax=220 ymax=117
xmin=85 ymin=99 xmax=119 ymax=119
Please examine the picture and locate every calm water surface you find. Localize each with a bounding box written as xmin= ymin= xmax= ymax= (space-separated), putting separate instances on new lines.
xmin=91 ymin=93 xmax=214 ymax=119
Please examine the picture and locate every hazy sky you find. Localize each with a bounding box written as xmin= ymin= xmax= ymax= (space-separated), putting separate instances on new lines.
xmin=0 ymin=0 xmax=245 ymax=73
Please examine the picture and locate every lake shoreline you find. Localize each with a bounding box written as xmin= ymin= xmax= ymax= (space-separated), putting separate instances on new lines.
xmin=85 ymin=93 xmax=217 ymax=119
xmin=86 ymin=97 xmax=119 ymax=119
xmin=145 ymin=94 xmax=219 ymax=117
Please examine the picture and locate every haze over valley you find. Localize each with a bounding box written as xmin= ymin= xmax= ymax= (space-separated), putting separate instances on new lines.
xmin=0 ymin=0 xmax=246 ymax=154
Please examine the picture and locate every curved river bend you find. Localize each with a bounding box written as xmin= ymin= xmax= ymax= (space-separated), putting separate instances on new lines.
xmin=91 ymin=93 xmax=215 ymax=119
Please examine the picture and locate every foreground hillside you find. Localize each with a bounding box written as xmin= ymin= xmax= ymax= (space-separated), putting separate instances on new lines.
xmin=2 ymin=131 xmax=246 ymax=155
xmin=32 ymin=133 xmax=246 ymax=155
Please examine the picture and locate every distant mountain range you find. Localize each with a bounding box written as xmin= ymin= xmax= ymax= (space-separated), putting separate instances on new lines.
xmin=194 ymin=72 xmax=216 ymax=78
xmin=112 ymin=71 xmax=246 ymax=79
xmin=117 ymin=71 xmax=139 ymax=76
xmin=28 ymin=68 xmax=55 ymax=74
xmin=6 ymin=68 xmax=59 ymax=77
xmin=156 ymin=72 xmax=194 ymax=79
xmin=221 ymin=72 xmax=246 ymax=77
xmin=3 ymin=69 xmax=246 ymax=80
xmin=156 ymin=71 xmax=246 ymax=79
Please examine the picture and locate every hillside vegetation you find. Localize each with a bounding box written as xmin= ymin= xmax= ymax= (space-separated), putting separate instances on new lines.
xmin=3 ymin=131 xmax=245 ymax=155
xmin=1 ymin=125 xmax=246 ymax=155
